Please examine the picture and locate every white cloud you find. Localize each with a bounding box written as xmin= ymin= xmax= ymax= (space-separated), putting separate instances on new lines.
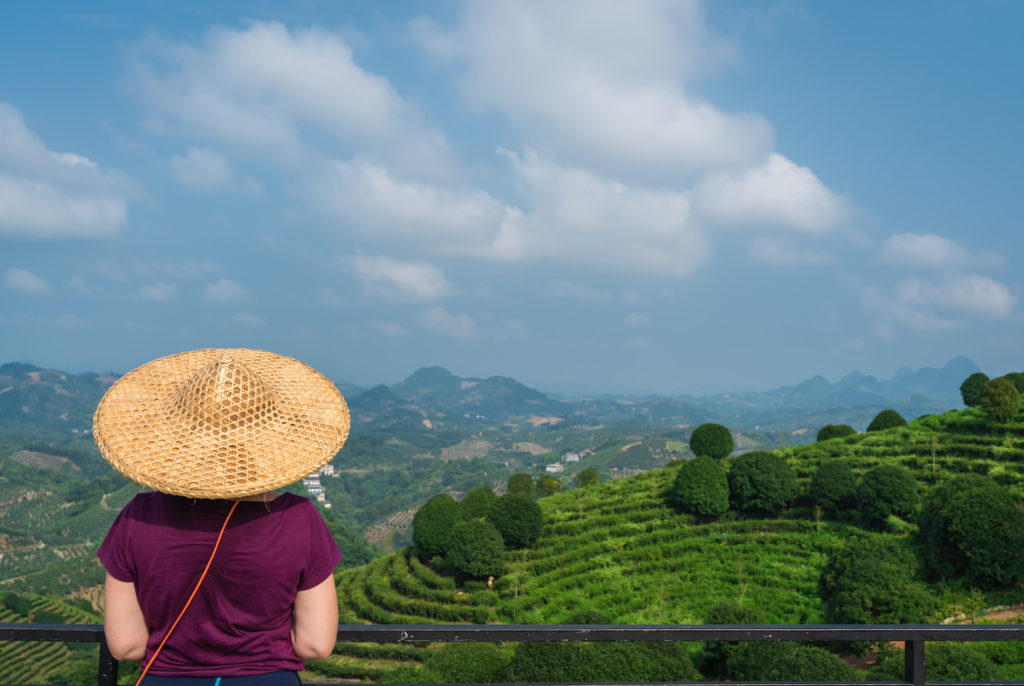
xmin=203 ymin=278 xmax=246 ymax=302
xmin=4 ymin=268 xmax=53 ymax=295
xmin=860 ymin=273 xmax=1015 ymax=334
xmin=625 ymin=313 xmax=652 ymax=326
xmin=351 ymin=255 xmax=452 ymax=302
xmin=551 ymin=280 xmax=613 ymax=300
xmin=311 ymin=160 xmax=515 ymax=256
xmin=135 ymin=282 xmax=178 ymax=301
xmin=130 ymin=22 xmax=453 ymax=175
xmin=503 ymin=151 xmax=709 ymax=277
xmin=0 ymin=103 xmax=130 ymax=239
xmin=371 ymin=320 xmax=407 ymax=338
xmin=694 ymin=153 xmax=847 ymax=232
xmin=170 ymin=147 xmax=258 ymax=192
xmin=747 ymin=237 xmax=834 ymax=266
xmin=880 ymin=233 xmax=977 ymax=269
xmin=419 ymin=307 xmax=479 ymax=340
xmin=414 ymin=1 xmax=771 ymax=178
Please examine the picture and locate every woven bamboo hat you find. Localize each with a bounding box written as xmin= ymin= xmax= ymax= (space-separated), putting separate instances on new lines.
xmin=93 ymin=348 xmax=350 ymax=499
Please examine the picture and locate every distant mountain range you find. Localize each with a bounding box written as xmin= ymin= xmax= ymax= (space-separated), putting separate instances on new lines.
xmin=0 ymin=356 xmax=982 ymax=440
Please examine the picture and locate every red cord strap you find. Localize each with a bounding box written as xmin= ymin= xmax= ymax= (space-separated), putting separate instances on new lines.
xmin=135 ymin=498 xmax=242 ymax=686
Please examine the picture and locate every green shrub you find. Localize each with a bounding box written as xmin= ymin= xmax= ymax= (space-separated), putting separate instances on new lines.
xmin=867 ymin=409 xmax=907 ymax=431
xmin=427 ymin=642 xmax=510 ymax=683
xmin=726 ymin=643 xmax=855 ymax=682
xmin=816 ymin=424 xmax=856 ymax=442
xmin=506 ymin=473 xmax=536 ymax=499
xmin=535 ymin=475 xmax=563 ymax=498
xmin=689 ymin=423 xmax=734 ymax=459
xmin=576 ymin=468 xmax=598 ymax=488
xmin=412 ymin=494 xmax=461 ymax=559
xmin=460 ymin=486 xmax=498 ymax=519
xmin=445 ymin=519 xmax=506 ymax=579
xmin=874 ymin=644 xmax=1000 ymax=681
xmin=809 ymin=460 xmax=857 ymax=512
xmin=727 ymin=451 xmax=797 ymax=515
xmin=668 ymin=456 xmax=728 ymax=518
xmin=856 ymin=465 xmax=918 ymax=525
xmin=819 ymin=537 xmax=934 ymax=626
xmin=917 ymin=474 xmax=1024 ymax=587
xmin=487 ymin=494 xmax=543 ymax=549
xmin=960 ymin=372 xmax=991 ymax=407
xmin=980 ymin=377 xmax=1021 ymax=423
xmin=702 ymin=601 xmax=767 ymax=678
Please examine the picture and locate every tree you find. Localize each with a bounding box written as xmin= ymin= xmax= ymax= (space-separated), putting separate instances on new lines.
xmin=1000 ymin=372 xmax=1024 ymax=395
xmin=702 ymin=601 xmax=767 ymax=678
xmin=487 ymin=494 xmax=543 ymax=549
xmin=809 ymin=460 xmax=857 ymax=513
xmin=867 ymin=409 xmax=907 ymax=432
xmin=446 ymin=519 xmax=506 ymax=579
xmin=856 ymin=465 xmax=918 ymax=525
xmin=816 ymin=424 xmax=856 ymax=442
xmin=668 ymin=456 xmax=728 ymax=518
xmin=979 ymin=377 xmax=1021 ymax=423
xmin=535 ymin=475 xmax=563 ymax=498
xmin=727 ymin=451 xmax=797 ymax=515
xmin=689 ymin=423 xmax=734 ymax=460
xmin=460 ymin=486 xmax=498 ymax=519
xmin=576 ymin=468 xmax=598 ymax=488
xmin=960 ymin=371 xmax=991 ymax=407
xmin=506 ymin=473 xmax=536 ymax=499
xmin=820 ymin=537 xmax=934 ymax=626
xmin=917 ymin=474 xmax=1024 ymax=587
xmin=412 ymin=493 xmax=461 ymax=559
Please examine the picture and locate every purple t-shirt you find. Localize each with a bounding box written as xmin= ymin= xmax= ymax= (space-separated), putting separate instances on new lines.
xmin=98 ymin=492 xmax=341 ymax=676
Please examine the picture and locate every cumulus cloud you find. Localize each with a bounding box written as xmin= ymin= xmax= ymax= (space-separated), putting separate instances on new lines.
xmin=4 ymin=268 xmax=52 ymax=295
xmin=878 ymin=232 xmax=1001 ymax=270
xmin=351 ymin=256 xmax=452 ymax=302
xmin=0 ymin=103 xmax=130 ymax=239
xmin=130 ymin=22 xmax=453 ymax=175
xmin=861 ymin=273 xmax=1015 ymax=334
xmin=203 ymin=278 xmax=246 ymax=302
xmin=419 ymin=307 xmax=479 ymax=339
xmin=170 ymin=146 xmax=259 ymax=193
xmin=694 ymin=153 xmax=848 ymax=232
xmin=135 ymin=282 xmax=178 ymax=301
xmin=413 ymin=0 xmax=771 ymax=178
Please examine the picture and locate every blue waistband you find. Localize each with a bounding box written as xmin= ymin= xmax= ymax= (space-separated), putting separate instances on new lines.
xmin=141 ymin=671 xmax=301 ymax=686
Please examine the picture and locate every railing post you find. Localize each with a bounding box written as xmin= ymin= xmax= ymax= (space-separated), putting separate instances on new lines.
xmin=904 ymin=639 xmax=924 ymax=686
xmin=98 ymin=639 xmax=119 ymax=686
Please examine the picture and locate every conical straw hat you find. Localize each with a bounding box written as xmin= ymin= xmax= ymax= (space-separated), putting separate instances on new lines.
xmin=93 ymin=348 xmax=350 ymax=499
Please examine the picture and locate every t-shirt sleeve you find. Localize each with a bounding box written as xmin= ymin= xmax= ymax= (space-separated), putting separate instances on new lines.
xmin=97 ymin=497 xmax=138 ymax=583
xmin=297 ymin=503 xmax=343 ymax=591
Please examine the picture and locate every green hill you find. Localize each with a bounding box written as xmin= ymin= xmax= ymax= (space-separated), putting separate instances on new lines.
xmin=316 ymin=405 xmax=1024 ymax=682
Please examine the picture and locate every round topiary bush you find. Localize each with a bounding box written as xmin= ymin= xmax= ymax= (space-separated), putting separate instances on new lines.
xmin=960 ymin=372 xmax=991 ymax=407
xmin=816 ymin=424 xmax=856 ymax=442
xmin=668 ymin=456 xmax=729 ymax=518
xmin=867 ymin=409 xmax=907 ymax=432
xmin=506 ymin=473 xmax=536 ymax=498
xmin=689 ymin=423 xmax=734 ymax=460
xmin=979 ymin=377 xmax=1021 ymax=424
xmin=460 ymin=486 xmax=498 ymax=519
xmin=445 ymin=519 xmax=506 ymax=579
xmin=855 ymin=465 xmax=918 ymax=525
xmin=412 ymin=493 xmax=461 ymax=559
xmin=487 ymin=493 xmax=543 ymax=549
xmin=809 ymin=460 xmax=857 ymax=513
xmin=727 ymin=451 xmax=797 ymax=515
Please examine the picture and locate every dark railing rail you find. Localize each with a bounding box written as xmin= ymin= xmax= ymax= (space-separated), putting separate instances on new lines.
xmin=4 ymin=622 xmax=1024 ymax=686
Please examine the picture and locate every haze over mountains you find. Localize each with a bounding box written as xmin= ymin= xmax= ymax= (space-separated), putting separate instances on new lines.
xmin=1 ymin=356 xmax=977 ymax=440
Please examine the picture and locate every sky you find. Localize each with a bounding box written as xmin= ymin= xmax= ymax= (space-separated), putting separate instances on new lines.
xmin=1 ymin=1 xmax=1023 ymax=396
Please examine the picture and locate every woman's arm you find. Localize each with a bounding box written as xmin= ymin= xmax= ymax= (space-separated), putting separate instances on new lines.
xmin=103 ymin=573 xmax=149 ymax=661
xmin=291 ymin=573 xmax=339 ymax=660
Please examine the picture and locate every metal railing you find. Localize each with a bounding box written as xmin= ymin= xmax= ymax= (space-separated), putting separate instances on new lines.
xmin=4 ymin=622 xmax=1024 ymax=686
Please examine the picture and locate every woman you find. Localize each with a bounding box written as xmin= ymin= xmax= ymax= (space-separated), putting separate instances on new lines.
xmin=94 ymin=349 xmax=350 ymax=685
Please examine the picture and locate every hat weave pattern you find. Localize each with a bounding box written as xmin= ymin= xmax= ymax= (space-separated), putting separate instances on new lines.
xmin=93 ymin=349 xmax=350 ymax=499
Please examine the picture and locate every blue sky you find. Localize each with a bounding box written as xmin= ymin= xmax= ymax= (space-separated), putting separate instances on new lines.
xmin=2 ymin=1 xmax=1022 ymax=395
